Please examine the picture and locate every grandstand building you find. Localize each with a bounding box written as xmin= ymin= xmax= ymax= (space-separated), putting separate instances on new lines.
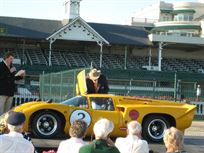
xmin=131 ymin=1 xmax=204 ymax=72
xmin=0 ymin=0 xmax=151 ymax=74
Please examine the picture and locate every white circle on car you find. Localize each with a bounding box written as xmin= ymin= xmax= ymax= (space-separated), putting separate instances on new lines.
xmin=70 ymin=109 xmax=91 ymax=126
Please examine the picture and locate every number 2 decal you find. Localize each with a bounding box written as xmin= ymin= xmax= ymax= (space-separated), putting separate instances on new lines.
xmin=70 ymin=110 xmax=91 ymax=126
xmin=77 ymin=112 xmax=86 ymax=120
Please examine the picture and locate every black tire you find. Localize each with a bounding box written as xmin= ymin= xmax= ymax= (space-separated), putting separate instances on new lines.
xmin=31 ymin=110 xmax=62 ymax=138
xmin=142 ymin=115 xmax=170 ymax=142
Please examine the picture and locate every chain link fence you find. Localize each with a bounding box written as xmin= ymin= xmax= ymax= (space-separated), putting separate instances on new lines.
xmin=38 ymin=69 xmax=204 ymax=102
xmin=39 ymin=68 xmax=90 ymax=102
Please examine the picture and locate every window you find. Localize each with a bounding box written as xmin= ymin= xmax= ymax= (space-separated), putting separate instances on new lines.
xmin=90 ymin=97 xmax=114 ymax=111
xmin=61 ymin=96 xmax=88 ymax=108
xmin=174 ymin=13 xmax=193 ymax=21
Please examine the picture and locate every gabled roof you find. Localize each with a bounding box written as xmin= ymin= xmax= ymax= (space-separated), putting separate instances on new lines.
xmin=47 ymin=17 xmax=109 ymax=45
xmin=0 ymin=16 xmax=152 ymax=46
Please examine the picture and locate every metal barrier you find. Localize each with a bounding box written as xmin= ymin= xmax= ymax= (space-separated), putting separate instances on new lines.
xmin=40 ymin=68 xmax=90 ymax=102
xmin=190 ymin=101 xmax=204 ymax=115
xmin=39 ymin=69 xmax=204 ymax=102
xmin=12 ymin=95 xmax=39 ymax=107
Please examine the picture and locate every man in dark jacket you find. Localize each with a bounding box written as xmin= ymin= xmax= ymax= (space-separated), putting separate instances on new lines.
xmin=86 ymin=68 xmax=109 ymax=94
xmin=0 ymin=52 xmax=25 ymax=115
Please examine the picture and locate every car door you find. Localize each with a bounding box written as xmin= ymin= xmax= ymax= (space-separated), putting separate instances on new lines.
xmin=88 ymin=96 xmax=125 ymax=136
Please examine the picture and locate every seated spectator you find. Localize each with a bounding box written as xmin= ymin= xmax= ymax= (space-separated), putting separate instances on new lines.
xmin=115 ymin=121 xmax=149 ymax=153
xmin=0 ymin=111 xmax=34 ymax=153
xmin=163 ymin=127 xmax=187 ymax=153
xmin=86 ymin=68 xmax=109 ymax=94
xmin=1 ymin=111 xmax=37 ymax=152
xmin=79 ymin=118 xmax=120 ymax=153
xmin=57 ymin=119 xmax=88 ymax=153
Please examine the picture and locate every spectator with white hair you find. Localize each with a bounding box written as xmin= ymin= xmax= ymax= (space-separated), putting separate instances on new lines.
xmin=79 ymin=118 xmax=120 ymax=153
xmin=0 ymin=111 xmax=34 ymax=153
xmin=163 ymin=127 xmax=187 ymax=153
xmin=115 ymin=121 xmax=149 ymax=153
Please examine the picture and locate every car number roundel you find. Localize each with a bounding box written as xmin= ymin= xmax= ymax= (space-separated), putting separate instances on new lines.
xmin=70 ymin=109 xmax=91 ymax=126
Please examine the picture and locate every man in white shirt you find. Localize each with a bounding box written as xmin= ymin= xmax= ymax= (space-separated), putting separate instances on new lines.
xmin=0 ymin=111 xmax=34 ymax=153
xmin=57 ymin=119 xmax=87 ymax=153
xmin=115 ymin=121 xmax=149 ymax=153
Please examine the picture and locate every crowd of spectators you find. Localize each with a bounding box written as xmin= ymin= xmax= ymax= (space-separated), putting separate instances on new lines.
xmin=0 ymin=110 xmax=187 ymax=153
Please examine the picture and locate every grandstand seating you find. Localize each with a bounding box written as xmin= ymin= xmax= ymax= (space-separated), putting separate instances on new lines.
xmin=26 ymin=49 xmax=47 ymax=65
xmin=44 ymin=51 xmax=67 ymax=66
xmin=1 ymin=48 xmax=204 ymax=73
xmin=63 ymin=52 xmax=87 ymax=68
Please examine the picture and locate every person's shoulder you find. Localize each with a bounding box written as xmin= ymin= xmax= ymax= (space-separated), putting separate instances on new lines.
xmin=79 ymin=143 xmax=93 ymax=153
xmin=99 ymin=74 xmax=107 ymax=79
xmin=116 ymin=137 xmax=126 ymax=142
xmin=86 ymin=78 xmax=92 ymax=82
xmin=115 ymin=137 xmax=126 ymax=145
xmin=141 ymin=139 xmax=148 ymax=144
xmin=23 ymin=137 xmax=34 ymax=146
xmin=110 ymin=145 xmax=120 ymax=153
xmin=0 ymin=133 xmax=10 ymax=139
xmin=17 ymin=135 xmax=33 ymax=145
xmin=135 ymin=138 xmax=148 ymax=147
xmin=59 ymin=139 xmax=69 ymax=145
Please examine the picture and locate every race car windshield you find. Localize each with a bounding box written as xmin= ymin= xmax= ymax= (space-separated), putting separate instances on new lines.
xmin=61 ymin=96 xmax=88 ymax=107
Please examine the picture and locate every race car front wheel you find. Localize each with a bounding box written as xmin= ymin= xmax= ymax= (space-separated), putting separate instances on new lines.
xmin=31 ymin=110 xmax=62 ymax=138
xmin=142 ymin=115 xmax=170 ymax=142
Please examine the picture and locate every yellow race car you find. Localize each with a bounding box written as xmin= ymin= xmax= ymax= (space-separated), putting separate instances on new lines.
xmin=12 ymin=94 xmax=196 ymax=142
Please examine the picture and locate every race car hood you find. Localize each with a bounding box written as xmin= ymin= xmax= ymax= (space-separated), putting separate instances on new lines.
xmin=13 ymin=101 xmax=68 ymax=113
xmin=13 ymin=101 xmax=48 ymax=111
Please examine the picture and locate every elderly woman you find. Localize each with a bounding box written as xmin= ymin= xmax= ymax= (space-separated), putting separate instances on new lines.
xmin=57 ymin=119 xmax=88 ymax=153
xmin=163 ymin=127 xmax=187 ymax=153
xmin=79 ymin=118 xmax=120 ymax=153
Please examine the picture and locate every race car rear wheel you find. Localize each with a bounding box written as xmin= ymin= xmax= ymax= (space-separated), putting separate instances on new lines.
xmin=31 ymin=110 xmax=62 ymax=138
xmin=142 ymin=115 xmax=170 ymax=142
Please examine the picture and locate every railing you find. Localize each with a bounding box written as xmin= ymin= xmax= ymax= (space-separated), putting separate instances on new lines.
xmin=12 ymin=95 xmax=39 ymax=107
xmin=131 ymin=17 xmax=158 ymax=23
xmin=190 ymin=101 xmax=204 ymax=115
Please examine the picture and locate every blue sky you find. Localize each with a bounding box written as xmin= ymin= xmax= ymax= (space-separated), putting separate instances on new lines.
xmin=0 ymin=0 xmax=200 ymax=24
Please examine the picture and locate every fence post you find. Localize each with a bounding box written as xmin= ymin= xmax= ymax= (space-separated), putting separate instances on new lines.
xmin=49 ymin=73 xmax=52 ymax=100
xmin=127 ymin=79 xmax=132 ymax=95
xmin=60 ymin=72 xmax=63 ymax=101
xmin=73 ymin=70 xmax=76 ymax=97
xmin=153 ymin=80 xmax=156 ymax=98
xmin=40 ymin=71 xmax=44 ymax=100
xmin=174 ymin=72 xmax=177 ymax=101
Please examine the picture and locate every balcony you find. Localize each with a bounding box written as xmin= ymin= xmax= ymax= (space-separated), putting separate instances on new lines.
xmin=154 ymin=21 xmax=201 ymax=30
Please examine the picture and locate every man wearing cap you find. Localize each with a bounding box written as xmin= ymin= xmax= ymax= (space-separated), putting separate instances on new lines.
xmin=0 ymin=111 xmax=34 ymax=153
xmin=86 ymin=68 xmax=109 ymax=94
